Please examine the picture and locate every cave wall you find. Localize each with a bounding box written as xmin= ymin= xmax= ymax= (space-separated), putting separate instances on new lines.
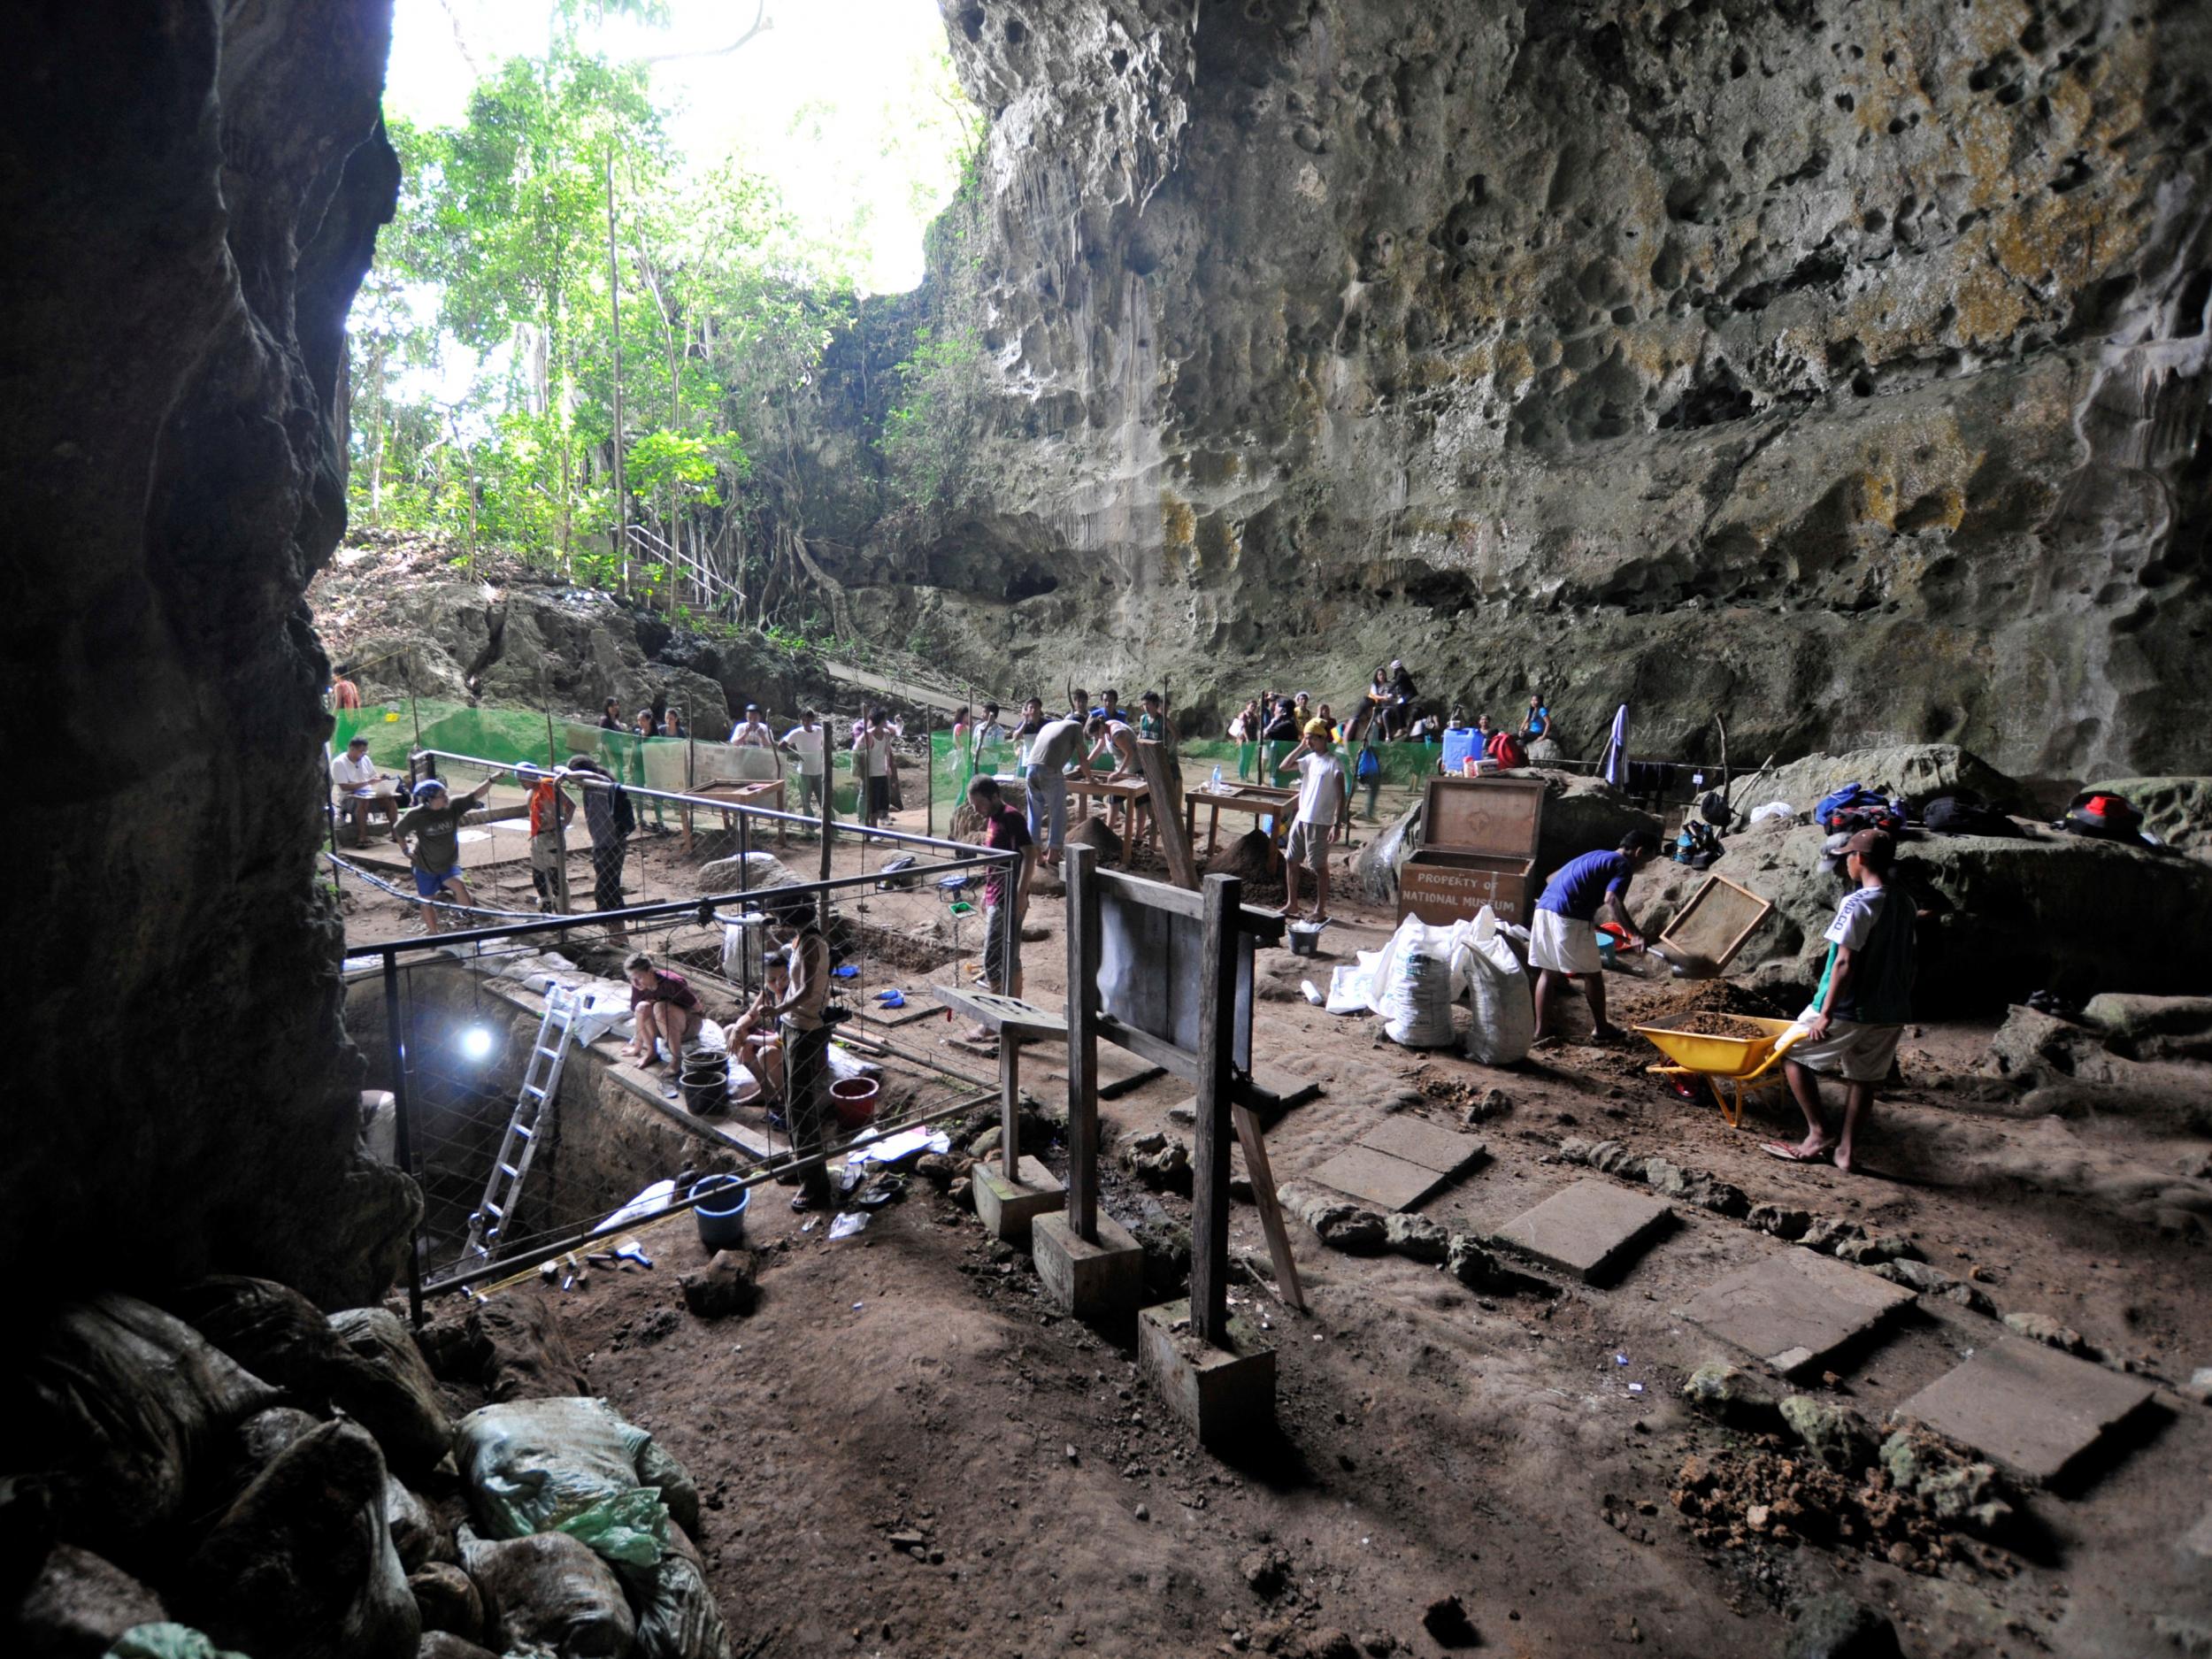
xmin=844 ymin=0 xmax=2212 ymax=780
xmin=0 ymin=4 xmax=411 ymax=1306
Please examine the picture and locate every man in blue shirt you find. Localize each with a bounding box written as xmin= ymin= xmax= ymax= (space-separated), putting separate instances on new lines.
xmin=1530 ymin=831 xmax=1662 ymax=1043
xmin=1768 ymin=829 xmax=1916 ymax=1174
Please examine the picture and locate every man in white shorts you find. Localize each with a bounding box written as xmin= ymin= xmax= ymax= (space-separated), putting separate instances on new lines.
xmin=1768 ymin=829 xmax=1916 ymax=1174
xmin=1274 ymin=718 xmax=1346 ymax=924
xmin=1529 ymin=830 xmax=1662 ymax=1043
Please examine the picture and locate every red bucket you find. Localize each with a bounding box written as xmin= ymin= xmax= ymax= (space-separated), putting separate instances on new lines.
xmin=829 ymin=1077 xmax=879 ymax=1131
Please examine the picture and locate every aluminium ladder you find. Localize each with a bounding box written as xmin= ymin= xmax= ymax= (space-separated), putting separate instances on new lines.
xmin=462 ymin=985 xmax=589 ymax=1264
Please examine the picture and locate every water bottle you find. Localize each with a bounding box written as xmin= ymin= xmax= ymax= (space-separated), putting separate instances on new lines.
xmin=1210 ymin=765 xmax=1224 ymax=793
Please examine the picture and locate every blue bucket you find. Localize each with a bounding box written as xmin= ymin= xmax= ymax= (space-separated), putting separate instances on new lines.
xmin=690 ymin=1175 xmax=750 ymax=1251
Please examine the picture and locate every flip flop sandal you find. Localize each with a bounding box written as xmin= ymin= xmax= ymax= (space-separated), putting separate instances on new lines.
xmin=1762 ymin=1141 xmax=1833 ymax=1164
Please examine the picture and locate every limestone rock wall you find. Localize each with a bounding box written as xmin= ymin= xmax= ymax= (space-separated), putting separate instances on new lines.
xmin=877 ymin=0 xmax=2212 ymax=780
xmin=0 ymin=4 xmax=410 ymax=1305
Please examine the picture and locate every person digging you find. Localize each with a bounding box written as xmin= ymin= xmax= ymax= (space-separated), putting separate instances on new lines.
xmin=1529 ymin=829 xmax=1662 ymax=1045
xmin=1765 ymin=828 xmax=1916 ymax=1174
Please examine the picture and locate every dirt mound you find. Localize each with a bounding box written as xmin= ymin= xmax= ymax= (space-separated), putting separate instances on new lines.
xmin=1667 ymin=1014 xmax=1774 ymax=1041
xmin=1065 ymin=816 xmax=1124 ymax=860
xmin=1620 ymin=979 xmax=1786 ymax=1023
xmin=1207 ymin=827 xmax=1276 ymax=880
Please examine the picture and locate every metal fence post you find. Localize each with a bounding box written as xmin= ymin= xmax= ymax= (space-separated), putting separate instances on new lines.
xmin=383 ymin=954 xmax=425 ymax=1330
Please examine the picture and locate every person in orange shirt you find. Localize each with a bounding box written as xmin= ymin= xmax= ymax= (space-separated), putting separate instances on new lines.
xmin=329 ymin=668 xmax=362 ymax=710
xmin=521 ymin=765 xmax=575 ymax=912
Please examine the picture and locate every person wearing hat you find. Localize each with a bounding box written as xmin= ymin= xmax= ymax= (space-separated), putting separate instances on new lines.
xmin=329 ymin=735 xmax=399 ymax=845
xmin=1272 ymin=718 xmax=1347 ymax=923
xmin=728 ymin=703 xmax=774 ymax=748
xmin=1530 ymin=830 xmax=1663 ymax=1043
xmin=1768 ymin=828 xmax=1916 ymax=1173
xmin=392 ymin=773 xmax=495 ymax=933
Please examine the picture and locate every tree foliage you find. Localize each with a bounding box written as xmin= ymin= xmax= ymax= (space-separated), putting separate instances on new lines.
xmin=345 ymin=15 xmax=976 ymax=626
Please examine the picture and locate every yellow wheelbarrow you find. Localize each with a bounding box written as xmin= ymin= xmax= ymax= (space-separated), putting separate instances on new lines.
xmin=1632 ymin=1016 xmax=1807 ymax=1129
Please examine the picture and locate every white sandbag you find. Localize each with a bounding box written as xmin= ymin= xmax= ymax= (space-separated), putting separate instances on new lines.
xmin=1322 ymin=956 xmax=1377 ymax=1015
xmin=1457 ymin=906 xmax=1535 ymax=1066
xmin=1376 ymin=915 xmax=1464 ymax=1048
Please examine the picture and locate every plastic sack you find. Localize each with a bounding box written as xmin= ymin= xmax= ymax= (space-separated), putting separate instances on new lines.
xmin=1322 ymin=956 xmax=1379 ymax=1014
xmin=460 ymin=1529 xmax=635 ymax=1659
xmin=177 ymin=1419 xmax=419 ymax=1659
xmin=326 ymin=1308 xmax=451 ymax=1476
xmin=1748 ymin=801 xmax=1796 ymax=826
xmin=14 ymin=1294 xmax=280 ymax=1559
xmin=1374 ymin=914 xmax=1465 ymax=1048
xmin=614 ymin=1525 xmax=734 ymax=1659
xmin=556 ymin=1486 xmax=671 ymax=1566
xmin=1456 ymin=906 xmax=1535 ymax=1066
xmin=454 ymin=1396 xmax=701 ymax=1542
xmin=106 ymin=1626 xmax=251 ymax=1659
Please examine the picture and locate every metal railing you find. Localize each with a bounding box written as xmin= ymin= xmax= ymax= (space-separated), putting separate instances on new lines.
xmin=341 ymin=749 xmax=1023 ymax=1323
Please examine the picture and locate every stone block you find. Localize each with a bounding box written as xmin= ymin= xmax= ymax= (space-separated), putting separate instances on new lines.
xmin=1681 ymin=1249 xmax=1916 ymax=1378
xmin=1893 ymin=1338 xmax=2157 ymax=1485
xmin=971 ymin=1155 xmax=1063 ymax=1242
xmin=1137 ymin=1298 xmax=1276 ymax=1447
xmin=1032 ymin=1211 xmax=1144 ymax=1315
xmin=1492 ymin=1179 xmax=1673 ymax=1285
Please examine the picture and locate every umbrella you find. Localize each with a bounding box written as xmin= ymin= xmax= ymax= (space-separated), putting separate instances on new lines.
xmin=1601 ymin=703 xmax=1630 ymax=787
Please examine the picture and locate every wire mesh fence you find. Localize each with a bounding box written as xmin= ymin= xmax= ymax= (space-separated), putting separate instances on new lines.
xmin=339 ymin=784 xmax=1017 ymax=1313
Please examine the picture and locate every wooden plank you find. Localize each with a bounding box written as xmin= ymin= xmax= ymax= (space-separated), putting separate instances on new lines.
xmin=1096 ymin=1014 xmax=1200 ymax=1086
xmin=1232 ymin=1102 xmax=1306 ymax=1314
xmin=928 ymin=983 xmax=1066 ymax=1041
xmin=1066 ymin=843 xmax=1102 ymax=1240
xmin=1094 ymin=864 xmax=1286 ymax=942
xmin=1136 ymin=738 xmax=1199 ymax=890
xmin=1190 ymin=874 xmax=1240 ymax=1347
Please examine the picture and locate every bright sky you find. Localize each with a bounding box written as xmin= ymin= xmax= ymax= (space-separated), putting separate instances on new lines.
xmin=383 ymin=0 xmax=972 ymax=293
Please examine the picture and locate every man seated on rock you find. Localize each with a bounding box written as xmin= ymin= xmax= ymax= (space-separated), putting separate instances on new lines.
xmin=393 ymin=774 xmax=495 ymax=933
xmin=1530 ymin=829 xmax=1662 ymax=1044
xmin=622 ymin=950 xmax=702 ymax=1094
xmin=1767 ymin=829 xmax=1916 ymax=1175
xmin=329 ymin=736 xmax=398 ymax=844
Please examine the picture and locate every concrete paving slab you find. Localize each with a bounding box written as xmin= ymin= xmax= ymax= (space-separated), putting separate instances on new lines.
xmin=1046 ymin=1043 xmax=1164 ymax=1099
xmin=1680 ymin=1249 xmax=1916 ymax=1377
xmin=1360 ymin=1117 xmax=1488 ymax=1177
xmin=1305 ymin=1146 xmax=1446 ymax=1212
xmin=1894 ymin=1338 xmax=2158 ymax=1484
xmin=1491 ymin=1179 xmax=1673 ymax=1285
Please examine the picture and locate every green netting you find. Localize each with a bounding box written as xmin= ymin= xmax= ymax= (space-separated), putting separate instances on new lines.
xmin=330 ymin=697 xmax=869 ymax=816
xmin=924 ymin=729 xmax=1448 ymax=811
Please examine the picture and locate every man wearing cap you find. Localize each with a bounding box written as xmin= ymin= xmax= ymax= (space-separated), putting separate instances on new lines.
xmin=329 ymin=736 xmax=399 ymax=845
xmin=1768 ymin=828 xmax=1916 ymax=1173
xmin=1273 ymin=718 xmax=1347 ymax=923
xmin=727 ymin=703 xmax=774 ymax=749
xmin=392 ymin=773 xmax=495 ymax=933
xmin=1530 ymin=830 xmax=1662 ymax=1043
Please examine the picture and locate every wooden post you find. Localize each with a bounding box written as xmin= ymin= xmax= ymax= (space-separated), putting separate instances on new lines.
xmin=1190 ymin=872 xmax=1240 ymax=1346
xmin=1136 ymin=739 xmax=1198 ymax=889
xmin=925 ymin=705 xmax=934 ymax=840
xmin=998 ymin=1038 xmax=1020 ymax=1181
xmin=1064 ymin=842 xmax=1101 ymax=1241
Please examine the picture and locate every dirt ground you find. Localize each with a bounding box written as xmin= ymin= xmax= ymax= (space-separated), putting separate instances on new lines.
xmin=350 ymin=797 xmax=2212 ymax=1658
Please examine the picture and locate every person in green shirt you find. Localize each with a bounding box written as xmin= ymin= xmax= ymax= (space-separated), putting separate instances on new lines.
xmin=393 ymin=775 xmax=494 ymax=933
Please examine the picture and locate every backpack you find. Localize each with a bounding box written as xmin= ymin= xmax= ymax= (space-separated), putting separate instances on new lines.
xmin=1356 ymin=746 xmax=1381 ymax=782
xmin=611 ymin=784 xmax=636 ymax=839
xmin=1816 ymin=783 xmax=1903 ymax=833
xmin=1924 ymin=788 xmax=2019 ymax=838
xmin=2061 ymin=791 xmax=2144 ymax=843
